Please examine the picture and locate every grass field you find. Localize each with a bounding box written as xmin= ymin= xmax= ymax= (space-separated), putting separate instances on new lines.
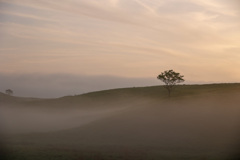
xmin=1 ymin=84 xmax=240 ymax=159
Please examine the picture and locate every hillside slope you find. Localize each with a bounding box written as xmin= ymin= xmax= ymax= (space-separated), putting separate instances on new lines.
xmin=1 ymin=83 xmax=240 ymax=107
xmin=1 ymin=83 xmax=240 ymax=160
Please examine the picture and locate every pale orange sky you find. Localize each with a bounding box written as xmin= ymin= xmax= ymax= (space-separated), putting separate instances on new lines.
xmin=0 ymin=0 xmax=240 ymax=83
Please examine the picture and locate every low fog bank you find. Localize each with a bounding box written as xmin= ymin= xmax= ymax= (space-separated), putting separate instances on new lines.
xmin=0 ymin=73 xmax=160 ymax=98
xmin=1 ymin=84 xmax=240 ymax=159
xmin=0 ymin=86 xmax=152 ymax=135
xmin=23 ymin=93 xmax=240 ymax=158
xmin=0 ymin=104 xmax=132 ymax=134
xmin=3 ymin=95 xmax=240 ymax=159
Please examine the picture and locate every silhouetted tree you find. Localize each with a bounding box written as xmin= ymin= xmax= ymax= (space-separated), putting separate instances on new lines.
xmin=5 ymin=89 xmax=13 ymax=96
xmin=157 ymin=70 xmax=184 ymax=97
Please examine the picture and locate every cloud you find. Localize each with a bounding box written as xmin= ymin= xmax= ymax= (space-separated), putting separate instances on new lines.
xmin=0 ymin=10 xmax=56 ymax=23
xmin=0 ymin=0 xmax=239 ymax=82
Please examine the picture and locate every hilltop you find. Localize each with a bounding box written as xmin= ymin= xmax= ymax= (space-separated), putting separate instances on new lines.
xmin=1 ymin=83 xmax=240 ymax=160
xmin=1 ymin=83 xmax=240 ymax=107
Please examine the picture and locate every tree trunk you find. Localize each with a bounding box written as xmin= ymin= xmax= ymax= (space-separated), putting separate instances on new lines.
xmin=167 ymin=88 xmax=171 ymax=97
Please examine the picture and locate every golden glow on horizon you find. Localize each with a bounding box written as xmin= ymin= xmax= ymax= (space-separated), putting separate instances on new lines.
xmin=0 ymin=0 xmax=239 ymax=82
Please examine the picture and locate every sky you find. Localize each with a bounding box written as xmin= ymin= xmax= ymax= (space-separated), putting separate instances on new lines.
xmin=0 ymin=0 xmax=240 ymax=97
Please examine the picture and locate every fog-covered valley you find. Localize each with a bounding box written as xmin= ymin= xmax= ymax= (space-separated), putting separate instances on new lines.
xmin=0 ymin=105 xmax=130 ymax=134
xmin=1 ymin=84 xmax=240 ymax=160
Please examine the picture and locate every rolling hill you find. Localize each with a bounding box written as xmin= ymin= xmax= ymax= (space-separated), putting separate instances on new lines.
xmin=1 ymin=84 xmax=240 ymax=160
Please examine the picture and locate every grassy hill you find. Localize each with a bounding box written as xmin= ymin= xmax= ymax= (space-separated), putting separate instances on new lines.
xmin=1 ymin=83 xmax=240 ymax=160
xmin=1 ymin=83 xmax=240 ymax=106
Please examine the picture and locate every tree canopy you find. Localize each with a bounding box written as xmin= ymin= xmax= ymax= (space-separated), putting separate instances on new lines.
xmin=5 ymin=89 xmax=13 ymax=96
xmin=157 ymin=70 xmax=184 ymax=96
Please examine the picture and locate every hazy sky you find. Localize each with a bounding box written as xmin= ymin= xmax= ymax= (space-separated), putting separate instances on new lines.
xmin=0 ymin=0 xmax=240 ymax=97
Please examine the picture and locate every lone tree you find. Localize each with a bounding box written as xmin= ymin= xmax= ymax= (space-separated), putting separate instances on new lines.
xmin=157 ymin=70 xmax=184 ymax=97
xmin=5 ymin=89 xmax=13 ymax=96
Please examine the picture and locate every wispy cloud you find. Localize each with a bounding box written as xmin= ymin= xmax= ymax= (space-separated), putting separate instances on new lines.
xmin=0 ymin=10 xmax=56 ymax=22
xmin=0 ymin=0 xmax=239 ymax=83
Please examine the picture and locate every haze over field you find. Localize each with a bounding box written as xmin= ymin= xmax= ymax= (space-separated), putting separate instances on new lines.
xmin=0 ymin=0 xmax=240 ymax=97
xmin=1 ymin=84 xmax=240 ymax=159
xmin=1 ymin=1 xmax=240 ymax=159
